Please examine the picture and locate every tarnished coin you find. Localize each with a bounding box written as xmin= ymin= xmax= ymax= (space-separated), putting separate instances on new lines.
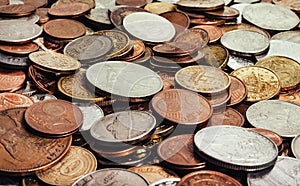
xmin=151 ymin=89 xmax=212 ymax=125
xmin=160 ymin=11 xmax=190 ymax=35
xmin=292 ymin=134 xmax=300 ymax=159
xmin=192 ymin=25 xmax=222 ymax=43
xmin=86 ymin=61 xmax=163 ymax=98
xmin=144 ymin=2 xmax=175 ymax=14
xmin=177 ymin=170 xmax=242 ymax=186
xmin=230 ymin=66 xmax=280 ymax=102
xmin=247 ymin=157 xmax=300 ymax=186
xmin=177 ymin=0 xmax=225 ymax=11
xmin=0 ymin=43 xmax=38 ymax=56
xmin=0 ymin=108 xmax=72 ymax=175
xmin=116 ymin=0 xmax=147 ymax=7
xmin=0 ymin=20 xmax=42 ymax=44
xmin=205 ymin=6 xmax=240 ymax=20
xmin=0 ymin=4 xmax=36 ymax=17
xmin=0 ymin=93 xmax=33 ymax=111
xmin=194 ymin=126 xmax=278 ymax=171
xmin=272 ymin=0 xmax=300 ymax=14
xmin=0 ymin=69 xmax=25 ymax=92
xmin=202 ymin=44 xmax=229 ymax=68
xmin=48 ymin=2 xmax=91 ymax=17
xmin=90 ymin=110 xmax=156 ymax=145
xmin=227 ymin=75 xmax=247 ymax=106
xmin=271 ymin=31 xmax=300 ymax=44
xmin=207 ymin=107 xmax=245 ymax=127
xmin=72 ymin=168 xmax=149 ymax=186
xmin=246 ymin=100 xmax=300 ymax=138
xmin=175 ymin=65 xmax=231 ymax=95
xmin=279 ymin=87 xmax=300 ymax=105
xmin=242 ymin=3 xmax=300 ymax=31
xmin=149 ymin=178 xmax=181 ymax=186
xmin=265 ymin=40 xmax=300 ymax=63
xmin=249 ymin=128 xmax=283 ymax=148
xmin=25 ymin=99 xmax=83 ymax=137
xmin=37 ymin=146 xmax=97 ymax=186
xmin=256 ymin=56 xmax=300 ymax=90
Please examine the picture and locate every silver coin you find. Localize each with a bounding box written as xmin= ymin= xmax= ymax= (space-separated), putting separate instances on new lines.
xmin=246 ymin=100 xmax=300 ymax=138
xmin=230 ymin=3 xmax=249 ymax=23
xmin=292 ymin=135 xmax=300 ymax=159
xmin=86 ymin=61 xmax=163 ymax=98
xmin=247 ymin=156 xmax=300 ymax=186
xmin=266 ymin=40 xmax=300 ymax=63
xmin=194 ymin=126 xmax=278 ymax=171
xmin=72 ymin=168 xmax=149 ymax=186
xmin=30 ymin=94 xmax=57 ymax=103
xmin=0 ymin=20 xmax=42 ymax=43
xmin=271 ymin=31 xmax=300 ymax=44
xmin=84 ymin=7 xmax=111 ymax=25
xmin=149 ymin=178 xmax=181 ymax=186
xmin=227 ymin=55 xmax=255 ymax=70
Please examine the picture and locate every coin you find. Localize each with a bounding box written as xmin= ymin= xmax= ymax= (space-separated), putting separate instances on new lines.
xmin=43 ymin=19 xmax=86 ymax=40
xmin=48 ymin=2 xmax=91 ymax=17
xmin=151 ymin=89 xmax=212 ymax=125
xmin=227 ymin=75 xmax=247 ymax=106
xmin=0 ymin=0 xmax=8 ymax=6
xmin=30 ymin=94 xmax=57 ymax=103
xmin=84 ymin=7 xmax=111 ymax=26
xmin=265 ymin=40 xmax=300 ymax=63
xmin=227 ymin=55 xmax=255 ymax=70
xmin=272 ymin=0 xmax=300 ymax=14
xmin=0 ymin=108 xmax=72 ymax=175
xmin=25 ymin=99 xmax=83 ymax=137
xmin=22 ymin=0 xmax=48 ymax=8
xmin=247 ymin=156 xmax=300 ymax=186
xmin=36 ymin=146 xmax=97 ymax=185
xmin=246 ymin=100 xmax=300 ymax=138
xmin=160 ymin=11 xmax=190 ymax=35
xmin=255 ymin=56 xmax=300 ymax=90
xmin=116 ymin=0 xmax=147 ymax=7
xmin=202 ymin=44 xmax=229 ymax=68
xmin=205 ymin=90 xmax=231 ymax=109
xmin=174 ymin=28 xmax=209 ymax=49
xmin=153 ymin=51 xmax=204 ymax=66
xmin=230 ymin=66 xmax=280 ymax=102
xmin=177 ymin=0 xmax=225 ymax=11
xmin=153 ymin=42 xmax=198 ymax=57
xmin=207 ymin=107 xmax=245 ymax=127
xmin=0 ymin=52 xmax=30 ymax=69
xmin=248 ymin=128 xmax=283 ymax=147
xmin=177 ymin=170 xmax=242 ymax=186
xmin=279 ymin=87 xmax=300 ymax=105
xmin=242 ymin=3 xmax=299 ymax=31
xmin=193 ymin=25 xmax=222 ymax=44
xmin=194 ymin=126 xmax=278 ymax=171
xmin=86 ymin=61 xmax=163 ymax=98
xmin=0 ymin=93 xmax=33 ymax=111
xmin=205 ymin=6 xmax=240 ymax=20
xmin=0 ymin=4 xmax=36 ymax=17
xmin=271 ymin=31 xmax=300 ymax=44
xmin=144 ymin=2 xmax=175 ymax=14
xmin=190 ymin=17 xmax=226 ymax=26
xmin=54 ymin=0 xmax=95 ymax=8
xmin=120 ymin=40 xmax=145 ymax=62
xmin=123 ymin=12 xmax=176 ymax=43
xmin=149 ymin=178 xmax=181 ymax=186
xmin=0 ymin=69 xmax=25 ymax=92
xmin=72 ymin=168 xmax=149 ymax=186
xmin=110 ymin=7 xmax=147 ymax=29
xmin=0 ymin=43 xmax=38 ymax=56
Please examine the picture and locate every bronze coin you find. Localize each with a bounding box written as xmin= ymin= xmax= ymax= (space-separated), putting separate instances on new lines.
xmin=43 ymin=19 xmax=86 ymax=40
xmin=157 ymin=72 xmax=175 ymax=90
xmin=248 ymin=128 xmax=283 ymax=147
xmin=157 ymin=134 xmax=206 ymax=167
xmin=192 ymin=25 xmax=223 ymax=43
xmin=227 ymin=75 xmax=247 ymax=106
xmin=0 ymin=4 xmax=36 ymax=17
xmin=177 ymin=170 xmax=242 ymax=186
xmin=153 ymin=42 xmax=198 ymax=57
xmin=119 ymin=40 xmax=145 ymax=62
xmin=160 ymin=11 xmax=190 ymax=35
xmin=190 ymin=17 xmax=226 ymax=26
xmin=151 ymin=89 xmax=212 ymax=125
xmin=207 ymin=107 xmax=245 ymax=127
xmin=0 ymin=93 xmax=33 ymax=111
xmin=279 ymin=86 xmax=300 ymax=105
xmin=34 ymin=37 xmax=64 ymax=52
xmin=153 ymin=51 xmax=204 ymax=65
xmin=272 ymin=0 xmax=300 ymax=14
xmin=174 ymin=28 xmax=209 ymax=49
xmin=0 ymin=43 xmax=38 ymax=56
xmin=35 ymin=8 xmax=49 ymax=23
xmin=25 ymin=99 xmax=83 ymax=137
xmin=0 ymin=108 xmax=72 ymax=175
xmin=116 ymin=0 xmax=147 ymax=7
xmin=22 ymin=0 xmax=48 ymax=8
xmin=48 ymin=2 xmax=91 ymax=17
xmin=205 ymin=6 xmax=240 ymax=20
xmin=0 ymin=69 xmax=25 ymax=92
xmin=175 ymin=6 xmax=206 ymax=19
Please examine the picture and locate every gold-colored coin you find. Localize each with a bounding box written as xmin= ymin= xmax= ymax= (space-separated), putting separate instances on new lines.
xmin=230 ymin=66 xmax=281 ymax=102
xmin=144 ymin=2 xmax=175 ymax=14
xmin=256 ymin=56 xmax=300 ymax=91
xmin=202 ymin=44 xmax=229 ymax=69
xmin=36 ymin=146 xmax=97 ymax=186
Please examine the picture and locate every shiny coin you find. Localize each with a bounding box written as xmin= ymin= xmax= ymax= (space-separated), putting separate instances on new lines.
xmin=0 ymin=69 xmax=25 ymax=92
xmin=84 ymin=7 xmax=111 ymax=25
xmin=149 ymin=178 xmax=181 ymax=186
xmin=35 ymin=8 xmax=49 ymax=23
xmin=247 ymin=156 xmax=300 ymax=186
xmin=192 ymin=25 xmax=223 ymax=43
xmin=207 ymin=107 xmax=245 ymax=127
xmin=37 ymin=146 xmax=97 ymax=186
xmin=230 ymin=66 xmax=280 ymax=102
xmin=0 ymin=108 xmax=72 ymax=175
xmin=72 ymin=168 xmax=149 ymax=186
xmin=123 ymin=12 xmax=176 ymax=43
xmin=246 ymin=100 xmax=300 ymax=138
xmin=194 ymin=126 xmax=278 ymax=171
xmin=0 ymin=43 xmax=38 ymax=56
xmin=292 ymin=134 xmax=300 ymax=159
xmin=227 ymin=75 xmax=247 ymax=106
xmin=202 ymin=44 xmax=229 ymax=68
xmin=242 ymin=3 xmax=300 ymax=31
xmin=86 ymin=61 xmax=163 ymax=98
xmin=153 ymin=42 xmax=198 ymax=57
xmin=0 ymin=20 xmax=42 ymax=44
xmin=48 ymin=2 xmax=91 ymax=17
xmin=30 ymin=94 xmax=57 ymax=103
xmin=177 ymin=0 xmax=225 ymax=11
xmin=25 ymin=99 xmax=83 ymax=137
xmin=271 ymin=31 xmax=300 ymax=44
xmin=0 ymin=4 xmax=36 ymax=17
xmin=205 ymin=90 xmax=231 ymax=109
xmin=119 ymin=40 xmax=145 ymax=62
xmin=189 ymin=17 xmax=226 ymax=26
xmin=160 ymin=11 xmax=190 ymax=35
xmin=249 ymin=128 xmax=283 ymax=148
xmin=205 ymin=6 xmax=240 ymax=20
xmin=144 ymin=2 xmax=175 ymax=14
xmin=0 ymin=93 xmax=33 ymax=111
xmin=265 ymin=40 xmax=300 ymax=63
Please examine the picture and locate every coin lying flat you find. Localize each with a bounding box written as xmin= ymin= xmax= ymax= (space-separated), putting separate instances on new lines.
xmin=194 ymin=126 xmax=278 ymax=171
xmin=0 ymin=69 xmax=25 ymax=92
xmin=292 ymin=134 xmax=300 ymax=159
xmin=0 ymin=4 xmax=36 ymax=17
xmin=205 ymin=6 xmax=240 ymax=20
xmin=160 ymin=11 xmax=190 ymax=35
xmin=0 ymin=43 xmax=39 ymax=56
xmin=221 ymin=23 xmax=271 ymax=39
xmin=0 ymin=52 xmax=30 ymax=69
xmin=271 ymin=31 xmax=300 ymax=44
xmin=177 ymin=0 xmax=225 ymax=11
xmin=0 ymin=93 xmax=33 ymax=111
xmin=227 ymin=75 xmax=247 ymax=106
xmin=192 ymin=25 xmax=223 ymax=43
xmin=149 ymin=178 xmax=181 ymax=186
xmin=265 ymin=40 xmax=300 ymax=63
xmin=207 ymin=107 xmax=245 ymax=127
xmin=249 ymin=128 xmax=283 ymax=148
xmin=246 ymin=100 xmax=300 ymax=138
xmin=202 ymin=44 xmax=229 ymax=68
xmin=144 ymin=2 xmax=175 ymax=14
xmin=48 ymin=2 xmax=91 ymax=17
xmin=272 ymin=0 xmax=300 ymax=14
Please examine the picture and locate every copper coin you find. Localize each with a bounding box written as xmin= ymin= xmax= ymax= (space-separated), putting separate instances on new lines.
xmin=205 ymin=90 xmax=231 ymax=109
xmin=116 ymin=0 xmax=147 ymax=7
xmin=0 ymin=0 xmax=8 ymax=6
xmin=0 ymin=107 xmax=72 ymax=175
xmin=0 ymin=93 xmax=33 ymax=111
xmin=227 ymin=75 xmax=247 ymax=106
xmin=34 ymin=37 xmax=63 ymax=52
xmin=160 ymin=11 xmax=190 ymax=35
xmin=205 ymin=6 xmax=240 ymax=20
xmin=0 ymin=69 xmax=25 ymax=92
xmin=120 ymin=40 xmax=145 ymax=62
xmin=192 ymin=25 xmax=222 ymax=43
xmin=54 ymin=0 xmax=95 ymax=9
xmin=153 ymin=51 xmax=204 ymax=65
xmin=174 ymin=28 xmax=209 ymax=49
xmin=175 ymin=6 xmax=206 ymax=19
xmin=25 ymin=99 xmax=83 ymax=137
xmin=190 ymin=17 xmax=226 ymax=26
xmin=48 ymin=2 xmax=91 ymax=17
xmin=0 ymin=4 xmax=36 ymax=17
xmin=157 ymin=134 xmax=206 ymax=167
xmin=0 ymin=43 xmax=38 ymax=56
xmin=35 ymin=8 xmax=49 ymax=23
xmin=22 ymin=0 xmax=48 ymax=8
xmin=151 ymin=89 xmax=212 ymax=125
xmin=43 ymin=19 xmax=86 ymax=40
xmin=177 ymin=170 xmax=242 ymax=186
xmin=207 ymin=107 xmax=244 ymax=127
xmin=153 ymin=42 xmax=198 ymax=57
xmin=279 ymin=86 xmax=300 ymax=105
xmin=248 ymin=128 xmax=283 ymax=147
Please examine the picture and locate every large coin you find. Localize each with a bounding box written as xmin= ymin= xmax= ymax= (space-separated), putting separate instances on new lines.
xmin=0 ymin=108 xmax=72 ymax=175
xmin=194 ymin=126 xmax=278 ymax=171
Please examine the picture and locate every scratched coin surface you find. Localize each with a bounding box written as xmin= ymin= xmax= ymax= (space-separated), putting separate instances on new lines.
xmin=86 ymin=61 xmax=163 ymax=98
xmin=0 ymin=93 xmax=33 ymax=111
xmin=246 ymin=100 xmax=300 ymax=138
xmin=25 ymin=99 xmax=83 ymax=136
xmin=37 ymin=146 xmax=97 ymax=186
xmin=247 ymin=157 xmax=300 ymax=186
xmin=0 ymin=69 xmax=25 ymax=92
xmin=151 ymin=89 xmax=212 ymax=125
xmin=230 ymin=66 xmax=280 ymax=102
xmin=0 ymin=108 xmax=72 ymax=174
xmin=194 ymin=126 xmax=278 ymax=171
xmin=72 ymin=168 xmax=149 ymax=186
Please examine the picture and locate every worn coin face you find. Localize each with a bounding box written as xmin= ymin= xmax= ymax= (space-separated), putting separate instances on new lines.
xmin=230 ymin=66 xmax=280 ymax=102
xmin=0 ymin=108 xmax=72 ymax=175
xmin=177 ymin=0 xmax=225 ymax=11
xmin=207 ymin=107 xmax=245 ymax=127
xmin=271 ymin=31 xmax=300 ymax=44
xmin=48 ymin=2 xmax=91 ymax=17
xmin=0 ymin=93 xmax=33 ymax=111
xmin=0 ymin=69 xmax=26 ymax=92
xmin=227 ymin=75 xmax=247 ymax=106
xmin=246 ymin=100 xmax=300 ymax=138
xmin=194 ymin=126 xmax=278 ymax=171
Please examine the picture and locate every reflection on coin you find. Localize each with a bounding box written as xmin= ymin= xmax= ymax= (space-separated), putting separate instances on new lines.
xmin=246 ymin=100 xmax=300 ymax=138
xmin=207 ymin=107 xmax=244 ymax=127
xmin=292 ymin=134 xmax=300 ymax=159
xmin=194 ymin=126 xmax=278 ymax=171
xmin=271 ymin=31 xmax=300 ymax=44
xmin=0 ymin=69 xmax=25 ymax=92
xmin=279 ymin=87 xmax=300 ymax=105
xmin=227 ymin=55 xmax=255 ymax=70
xmin=0 ymin=93 xmax=33 ymax=111
xmin=265 ymin=40 xmax=300 ymax=63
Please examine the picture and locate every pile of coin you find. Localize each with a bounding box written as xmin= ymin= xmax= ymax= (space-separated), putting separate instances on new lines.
xmin=0 ymin=0 xmax=300 ymax=185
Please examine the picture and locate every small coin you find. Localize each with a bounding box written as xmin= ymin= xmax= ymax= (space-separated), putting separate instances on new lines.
xmin=0 ymin=93 xmax=33 ymax=111
xmin=0 ymin=4 xmax=36 ymax=17
xmin=205 ymin=90 xmax=231 ymax=109
xmin=144 ymin=2 xmax=175 ymax=14
xmin=190 ymin=17 xmax=226 ymax=26
xmin=207 ymin=107 xmax=245 ymax=127
xmin=0 ymin=43 xmax=38 ymax=56
xmin=0 ymin=69 xmax=25 ymax=92
xmin=249 ymin=128 xmax=283 ymax=147
xmin=48 ymin=2 xmax=91 ymax=17
xmin=227 ymin=75 xmax=247 ymax=106
xmin=192 ymin=25 xmax=222 ymax=43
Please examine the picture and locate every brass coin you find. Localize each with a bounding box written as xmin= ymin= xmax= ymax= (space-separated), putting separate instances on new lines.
xmin=36 ymin=146 xmax=97 ymax=186
xmin=0 ymin=43 xmax=39 ymax=56
xmin=190 ymin=17 xmax=226 ymax=26
xmin=134 ymin=46 xmax=153 ymax=64
xmin=144 ymin=2 xmax=176 ymax=14
xmin=0 ymin=93 xmax=33 ymax=111
xmin=0 ymin=4 xmax=36 ymax=17
xmin=48 ymin=2 xmax=91 ymax=17
xmin=0 ymin=69 xmax=26 ymax=92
